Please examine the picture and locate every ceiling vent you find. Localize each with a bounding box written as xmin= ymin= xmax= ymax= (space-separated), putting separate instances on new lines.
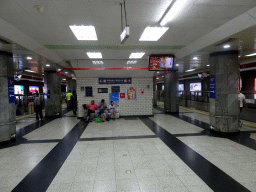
xmin=215 ymin=38 xmax=237 ymax=47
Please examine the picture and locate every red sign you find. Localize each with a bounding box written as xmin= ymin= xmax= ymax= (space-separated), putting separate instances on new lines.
xmin=120 ymin=93 xmax=125 ymax=98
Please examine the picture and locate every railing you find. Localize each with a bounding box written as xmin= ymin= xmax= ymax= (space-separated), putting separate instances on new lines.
xmin=178 ymin=91 xmax=256 ymax=108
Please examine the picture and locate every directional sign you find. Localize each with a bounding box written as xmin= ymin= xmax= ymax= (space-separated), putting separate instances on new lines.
xmin=99 ymin=78 xmax=132 ymax=84
xmin=209 ymin=75 xmax=215 ymax=99
xmin=8 ymin=77 xmax=15 ymax=103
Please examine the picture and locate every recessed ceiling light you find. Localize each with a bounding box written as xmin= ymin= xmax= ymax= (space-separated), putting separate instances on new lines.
xmin=92 ymin=61 xmax=104 ymax=64
xmin=160 ymin=0 xmax=188 ymax=26
xmin=193 ymin=57 xmax=198 ymax=60
xmin=87 ymin=52 xmax=102 ymax=59
xmin=223 ymin=44 xmax=230 ymax=49
xmin=206 ymin=65 xmax=210 ymax=67
xmin=185 ymin=69 xmax=196 ymax=72
xmin=25 ymin=69 xmax=35 ymax=73
xmin=139 ymin=27 xmax=169 ymax=41
xmin=156 ymin=77 xmax=159 ymax=79
xmin=127 ymin=60 xmax=138 ymax=64
xmin=176 ymin=64 xmax=179 ymax=66
xmin=129 ymin=52 xmax=145 ymax=59
xmin=63 ymin=79 xmax=66 ymax=81
xmin=157 ymin=72 xmax=159 ymax=73
xmin=245 ymin=53 xmax=256 ymax=57
xmin=69 ymin=26 xmax=98 ymax=40
xmin=46 ymin=64 xmax=50 ymax=67
xmin=65 ymin=72 xmax=68 ymax=74
xmin=162 ymin=76 xmax=164 ymax=77
xmin=58 ymin=69 xmax=61 ymax=71
xmin=27 ymin=57 xmax=32 ymax=60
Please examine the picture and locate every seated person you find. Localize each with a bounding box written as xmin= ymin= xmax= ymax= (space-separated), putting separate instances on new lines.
xmin=108 ymin=101 xmax=116 ymax=120
xmin=82 ymin=100 xmax=97 ymax=122
xmin=95 ymin=99 xmax=108 ymax=122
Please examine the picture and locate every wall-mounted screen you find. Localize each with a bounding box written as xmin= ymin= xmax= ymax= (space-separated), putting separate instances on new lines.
xmin=149 ymin=55 xmax=174 ymax=71
xmin=14 ymin=85 xmax=24 ymax=95
xmin=190 ymin=83 xmax=201 ymax=92
xmin=179 ymin=84 xmax=184 ymax=91
xmin=29 ymin=86 xmax=39 ymax=93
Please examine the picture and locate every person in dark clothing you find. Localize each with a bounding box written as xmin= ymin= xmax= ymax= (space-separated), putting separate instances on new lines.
xmin=72 ymin=90 xmax=77 ymax=115
xmin=34 ymin=92 xmax=44 ymax=121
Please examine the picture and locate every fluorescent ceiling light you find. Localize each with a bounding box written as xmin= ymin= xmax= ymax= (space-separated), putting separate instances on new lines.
xmin=206 ymin=65 xmax=210 ymax=66
xmin=139 ymin=27 xmax=169 ymax=41
xmin=127 ymin=60 xmax=138 ymax=64
xmin=25 ymin=70 xmax=35 ymax=73
xmin=46 ymin=64 xmax=50 ymax=67
xmin=223 ymin=44 xmax=230 ymax=49
xmin=160 ymin=0 xmax=188 ymax=26
xmin=125 ymin=67 xmax=132 ymax=68
xmin=27 ymin=57 xmax=32 ymax=60
xmin=129 ymin=52 xmax=145 ymax=59
xmin=193 ymin=57 xmax=198 ymax=60
xmin=185 ymin=69 xmax=196 ymax=72
xmin=87 ymin=52 xmax=102 ymax=59
xmin=69 ymin=26 xmax=98 ymax=40
xmin=245 ymin=53 xmax=256 ymax=57
xmin=92 ymin=61 xmax=104 ymax=65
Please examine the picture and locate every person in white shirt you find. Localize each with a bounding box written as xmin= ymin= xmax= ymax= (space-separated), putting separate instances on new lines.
xmin=108 ymin=101 xmax=116 ymax=120
xmin=238 ymin=92 xmax=247 ymax=112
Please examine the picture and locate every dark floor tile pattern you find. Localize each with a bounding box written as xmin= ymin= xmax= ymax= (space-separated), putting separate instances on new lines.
xmin=12 ymin=120 xmax=88 ymax=192
xmin=140 ymin=117 xmax=250 ymax=192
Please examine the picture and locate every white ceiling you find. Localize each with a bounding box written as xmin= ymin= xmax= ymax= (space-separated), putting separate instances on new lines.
xmin=0 ymin=0 xmax=256 ymax=78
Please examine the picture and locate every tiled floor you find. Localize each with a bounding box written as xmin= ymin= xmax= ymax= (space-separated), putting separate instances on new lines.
xmin=0 ymin=106 xmax=256 ymax=191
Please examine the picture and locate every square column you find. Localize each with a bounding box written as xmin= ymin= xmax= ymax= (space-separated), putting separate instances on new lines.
xmin=164 ymin=72 xmax=179 ymax=113
xmin=209 ymin=51 xmax=240 ymax=133
xmin=0 ymin=52 xmax=16 ymax=143
xmin=44 ymin=71 xmax=62 ymax=117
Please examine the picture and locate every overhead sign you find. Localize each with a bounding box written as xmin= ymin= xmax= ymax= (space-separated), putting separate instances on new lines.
xmin=99 ymin=78 xmax=132 ymax=84
xmin=209 ymin=75 xmax=215 ymax=99
xmin=120 ymin=26 xmax=130 ymax=44
xmin=8 ymin=77 xmax=15 ymax=103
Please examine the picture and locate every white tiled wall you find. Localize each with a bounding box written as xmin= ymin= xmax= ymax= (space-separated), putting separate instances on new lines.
xmin=77 ymin=78 xmax=153 ymax=118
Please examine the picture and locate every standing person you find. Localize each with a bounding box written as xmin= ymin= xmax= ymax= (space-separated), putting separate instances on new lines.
xmin=108 ymin=101 xmax=116 ymax=120
xmin=66 ymin=90 xmax=73 ymax=111
xmin=238 ymin=92 xmax=248 ymax=129
xmin=95 ymin=99 xmax=108 ymax=122
xmin=238 ymin=92 xmax=248 ymax=113
xmin=27 ymin=92 xmax=35 ymax=114
xmin=34 ymin=92 xmax=44 ymax=121
xmin=72 ymin=90 xmax=77 ymax=115
xmin=83 ymin=100 xmax=98 ymax=122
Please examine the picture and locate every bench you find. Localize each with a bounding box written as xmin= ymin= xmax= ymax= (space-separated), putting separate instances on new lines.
xmin=85 ymin=110 xmax=120 ymax=120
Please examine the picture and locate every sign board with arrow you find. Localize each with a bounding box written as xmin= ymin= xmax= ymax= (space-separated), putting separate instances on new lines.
xmin=209 ymin=75 xmax=215 ymax=99
xmin=8 ymin=77 xmax=15 ymax=103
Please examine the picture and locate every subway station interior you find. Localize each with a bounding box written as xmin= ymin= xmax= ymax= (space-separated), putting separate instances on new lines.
xmin=1 ymin=0 xmax=256 ymax=191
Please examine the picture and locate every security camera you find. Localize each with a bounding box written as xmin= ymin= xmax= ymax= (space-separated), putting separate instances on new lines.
xmin=198 ymin=74 xmax=203 ymax=79
xmin=14 ymin=74 xmax=22 ymax=81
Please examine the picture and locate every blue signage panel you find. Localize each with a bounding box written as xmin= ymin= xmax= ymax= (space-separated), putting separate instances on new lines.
xmin=209 ymin=75 xmax=215 ymax=99
xmin=111 ymin=86 xmax=120 ymax=93
xmin=99 ymin=78 xmax=132 ymax=84
xmin=85 ymin=87 xmax=93 ymax=97
xmin=98 ymin=88 xmax=108 ymax=93
xmin=8 ymin=77 xmax=15 ymax=103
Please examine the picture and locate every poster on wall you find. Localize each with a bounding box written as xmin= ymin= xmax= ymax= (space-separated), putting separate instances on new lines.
xmin=109 ymin=93 xmax=119 ymax=107
xmin=98 ymin=88 xmax=108 ymax=93
xmin=111 ymin=86 xmax=120 ymax=93
xmin=120 ymin=93 xmax=125 ymax=98
xmin=85 ymin=87 xmax=93 ymax=96
xmin=127 ymin=87 xmax=137 ymax=101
